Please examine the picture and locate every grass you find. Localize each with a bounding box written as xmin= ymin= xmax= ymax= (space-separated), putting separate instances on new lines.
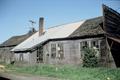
xmin=5 ymin=64 xmax=120 ymax=80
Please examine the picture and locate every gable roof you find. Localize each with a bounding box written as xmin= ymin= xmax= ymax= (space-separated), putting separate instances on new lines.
xmin=11 ymin=16 xmax=105 ymax=52
xmin=0 ymin=29 xmax=36 ymax=48
xmin=69 ymin=16 xmax=104 ymax=37
xmin=0 ymin=34 xmax=31 ymax=48
xmin=11 ymin=20 xmax=85 ymax=52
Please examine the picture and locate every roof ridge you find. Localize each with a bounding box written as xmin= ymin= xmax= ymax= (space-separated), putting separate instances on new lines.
xmin=46 ymin=16 xmax=102 ymax=30
xmin=47 ymin=19 xmax=85 ymax=30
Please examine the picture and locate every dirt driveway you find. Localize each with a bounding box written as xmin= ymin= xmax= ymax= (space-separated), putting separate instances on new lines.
xmin=0 ymin=72 xmax=61 ymax=80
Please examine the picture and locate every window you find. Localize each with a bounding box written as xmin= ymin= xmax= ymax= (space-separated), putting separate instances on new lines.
xmin=51 ymin=43 xmax=56 ymax=58
xmin=80 ymin=41 xmax=88 ymax=50
xmin=45 ymin=44 xmax=49 ymax=56
xmin=91 ymin=40 xmax=100 ymax=58
xmin=80 ymin=41 xmax=89 ymax=59
xmin=91 ymin=40 xmax=99 ymax=49
xmin=36 ymin=46 xmax=43 ymax=63
xmin=58 ymin=43 xmax=64 ymax=59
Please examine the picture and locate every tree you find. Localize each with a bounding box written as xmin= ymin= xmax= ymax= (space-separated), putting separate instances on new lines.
xmin=82 ymin=47 xmax=98 ymax=67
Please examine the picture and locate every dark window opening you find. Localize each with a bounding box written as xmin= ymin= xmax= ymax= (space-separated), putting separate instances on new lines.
xmin=91 ymin=40 xmax=99 ymax=49
xmin=51 ymin=43 xmax=56 ymax=59
xmin=80 ymin=41 xmax=88 ymax=50
xmin=80 ymin=41 xmax=89 ymax=59
xmin=36 ymin=46 xmax=43 ymax=63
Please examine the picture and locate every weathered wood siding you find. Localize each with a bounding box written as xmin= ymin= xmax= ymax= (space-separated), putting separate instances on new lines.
xmin=99 ymin=39 xmax=116 ymax=67
xmin=15 ymin=37 xmax=116 ymax=67
xmin=43 ymin=38 xmax=107 ymax=66
xmin=29 ymin=51 xmax=37 ymax=64
xmin=14 ymin=51 xmax=37 ymax=65
xmin=0 ymin=46 xmax=14 ymax=64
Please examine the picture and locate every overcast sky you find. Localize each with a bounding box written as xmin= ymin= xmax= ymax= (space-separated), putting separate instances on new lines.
xmin=0 ymin=0 xmax=120 ymax=43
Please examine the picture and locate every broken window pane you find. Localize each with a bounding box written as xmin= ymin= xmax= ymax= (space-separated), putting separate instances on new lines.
xmin=80 ymin=41 xmax=88 ymax=50
xmin=58 ymin=43 xmax=64 ymax=59
xmin=91 ymin=40 xmax=99 ymax=49
xmin=80 ymin=41 xmax=89 ymax=59
xmin=36 ymin=46 xmax=43 ymax=63
xmin=51 ymin=43 xmax=56 ymax=58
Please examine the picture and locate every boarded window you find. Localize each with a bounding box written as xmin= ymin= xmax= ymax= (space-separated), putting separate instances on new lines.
xmin=58 ymin=43 xmax=64 ymax=59
xmin=51 ymin=43 xmax=56 ymax=58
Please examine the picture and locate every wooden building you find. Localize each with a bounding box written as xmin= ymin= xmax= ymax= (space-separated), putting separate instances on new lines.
xmin=11 ymin=17 xmax=115 ymax=67
xmin=102 ymin=5 xmax=120 ymax=67
xmin=0 ymin=28 xmax=36 ymax=64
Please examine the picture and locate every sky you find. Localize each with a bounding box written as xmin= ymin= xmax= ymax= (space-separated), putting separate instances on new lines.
xmin=0 ymin=0 xmax=120 ymax=44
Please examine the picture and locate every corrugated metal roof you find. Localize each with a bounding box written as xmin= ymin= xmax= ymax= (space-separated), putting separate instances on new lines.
xmin=11 ymin=20 xmax=85 ymax=51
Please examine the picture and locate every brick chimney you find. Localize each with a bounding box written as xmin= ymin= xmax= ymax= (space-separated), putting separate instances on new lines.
xmin=39 ymin=17 xmax=44 ymax=36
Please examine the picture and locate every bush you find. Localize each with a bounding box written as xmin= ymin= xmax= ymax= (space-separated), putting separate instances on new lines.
xmin=82 ymin=47 xmax=98 ymax=67
xmin=6 ymin=64 xmax=120 ymax=80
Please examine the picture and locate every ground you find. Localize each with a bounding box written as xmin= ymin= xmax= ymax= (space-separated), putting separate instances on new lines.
xmin=0 ymin=72 xmax=60 ymax=80
xmin=0 ymin=64 xmax=120 ymax=80
xmin=0 ymin=64 xmax=59 ymax=80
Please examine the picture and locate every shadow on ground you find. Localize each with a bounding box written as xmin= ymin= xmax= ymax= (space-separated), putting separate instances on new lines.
xmin=0 ymin=77 xmax=10 ymax=80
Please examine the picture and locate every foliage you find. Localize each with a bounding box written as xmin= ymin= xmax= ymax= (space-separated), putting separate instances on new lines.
xmin=6 ymin=64 xmax=120 ymax=80
xmin=82 ymin=47 xmax=98 ymax=67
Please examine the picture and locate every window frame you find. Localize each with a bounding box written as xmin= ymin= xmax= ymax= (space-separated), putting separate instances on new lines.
xmin=57 ymin=43 xmax=64 ymax=60
xmin=36 ymin=46 xmax=43 ymax=63
xmin=51 ymin=43 xmax=56 ymax=59
xmin=91 ymin=40 xmax=99 ymax=49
